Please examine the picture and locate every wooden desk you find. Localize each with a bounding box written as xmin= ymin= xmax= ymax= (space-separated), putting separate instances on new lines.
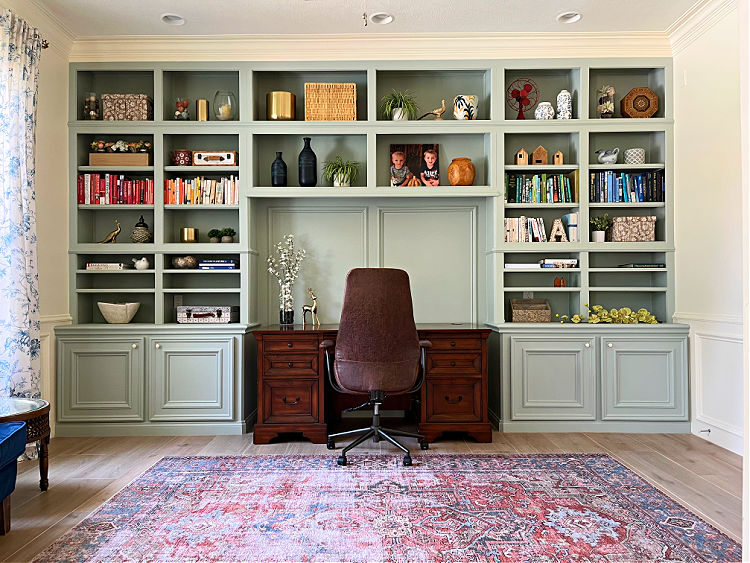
xmin=252 ymin=324 xmax=492 ymax=444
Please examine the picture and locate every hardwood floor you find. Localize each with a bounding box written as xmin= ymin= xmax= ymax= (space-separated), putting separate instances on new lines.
xmin=2 ymin=432 xmax=742 ymax=561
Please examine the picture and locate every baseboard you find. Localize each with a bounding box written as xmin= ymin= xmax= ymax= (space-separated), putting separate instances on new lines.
xmin=55 ymin=421 xmax=248 ymax=437
xmin=499 ymin=420 xmax=692 ymax=433
xmin=691 ymin=421 xmax=743 ymax=455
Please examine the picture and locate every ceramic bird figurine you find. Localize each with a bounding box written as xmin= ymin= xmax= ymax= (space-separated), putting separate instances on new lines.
xmin=418 ymin=99 xmax=446 ymax=121
xmin=132 ymin=257 xmax=150 ymax=270
xmin=99 ymin=219 xmax=121 ymax=244
xmin=595 ymin=147 xmax=619 ymax=164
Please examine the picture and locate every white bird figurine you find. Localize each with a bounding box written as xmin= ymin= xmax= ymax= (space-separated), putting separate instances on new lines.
xmin=132 ymin=257 xmax=150 ymax=270
xmin=595 ymin=147 xmax=619 ymax=164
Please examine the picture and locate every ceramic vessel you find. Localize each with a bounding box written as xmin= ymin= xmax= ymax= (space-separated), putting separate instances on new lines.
xmin=271 ymin=152 xmax=287 ymax=187
xmin=391 ymin=107 xmax=407 ymax=121
xmin=213 ymin=90 xmax=237 ymax=120
xmin=266 ymin=91 xmax=295 ymax=120
xmin=132 ymin=257 xmax=150 ymax=270
xmin=595 ymin=148 xmax=620 ymax=164
xmin=447 ymin=158 xmax=476 ymax=186
xmin=171 ymin=149 xmax=191 ymax=166
xmin=221 ymin=235 xmax=234 ymax=243
xmin=624 ymin=148 xmax=646 ymax=165
xmin=97 ymin=302 xmax=140 ymax=324
xmin=534 ymin=101 xmax=554 ymax=120
xmin=333 ymin=172 xmax=350 ymax=187
xmin=298 ymin=137 xmax=317 ymax=187
xmin=591 ymin=231 xmax=606 ymax=243
xmin=130 ymin=215 xmax=152 ymax=243
xmin=453 ymin=95 xmax=478 ymax=120
xmin=556 ymin=89 xmax=572 ymax=119
xmin=171 ymin=255 xmax=198 ymax=269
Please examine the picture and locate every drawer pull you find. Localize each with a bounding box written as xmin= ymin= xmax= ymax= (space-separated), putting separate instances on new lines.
xmin=450 ymin=361 xmax=456 ymax=367
xmin=450 ymin=341 xmax=456 ymax=347
xmin=444 ymin=395 xmax=463 ymax=405
xmin=287 ymin=343 xmax=293 ymax=348
xmin=282 ymin=396 xmax=301 ymax=406
xmin=288 ymin=362 xmax=294 ymax=368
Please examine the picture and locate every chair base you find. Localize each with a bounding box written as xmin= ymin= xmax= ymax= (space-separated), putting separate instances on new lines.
xmin=327 ymin=392 xmax=428 ymax=466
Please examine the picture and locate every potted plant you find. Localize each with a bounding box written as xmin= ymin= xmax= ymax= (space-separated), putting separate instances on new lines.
xmin=590 ymin=214 xmax=613 ymax=242
xmin=220 ymin=228 xmax=236 ymax=243
xmin=208 ymin=229 xmax=221 ymax=243
xmin=380 ymin=89 xmax=418 ymax=121
xmin=323 ymin=156 xmax=359 ymax=187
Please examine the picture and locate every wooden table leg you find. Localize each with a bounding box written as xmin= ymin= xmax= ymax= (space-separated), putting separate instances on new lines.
xmin=39 ymin=435 xmax=49 ymax=491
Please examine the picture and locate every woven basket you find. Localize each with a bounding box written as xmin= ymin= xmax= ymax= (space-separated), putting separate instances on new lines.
xmin=304 ymin=82 xmax=357 ymax=121
xmin=510 ymin=299 xmax=551 ymax=323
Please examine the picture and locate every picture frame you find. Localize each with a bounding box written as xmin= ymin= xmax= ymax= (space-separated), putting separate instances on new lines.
xmin=389 ymin=143 xmax=439 ymax=187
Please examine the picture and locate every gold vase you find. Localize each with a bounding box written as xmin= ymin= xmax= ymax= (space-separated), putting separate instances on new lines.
xmin=180 ymin=227 xmax=199 ymax=243
xmin=196 ymin=99 xmax=209 ymax=121
xmin=267 ymin=91 xmax=295 ymax=120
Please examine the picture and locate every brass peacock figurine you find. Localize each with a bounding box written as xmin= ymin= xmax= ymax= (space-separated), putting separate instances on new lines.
xmin=99 ymin=219 xmax=121 ymax=243
xmin=418 ymin=99 xmax=446 ymax=121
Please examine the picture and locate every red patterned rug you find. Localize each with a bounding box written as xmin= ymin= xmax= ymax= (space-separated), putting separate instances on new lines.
xmin=32 ymin=454 xmax=740 ymax=562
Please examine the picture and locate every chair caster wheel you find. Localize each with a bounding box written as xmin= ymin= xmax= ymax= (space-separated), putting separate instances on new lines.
xmin=420 ymin=441 xmax=429 ymax=450
xmin=403 ymin=455 xmax=412 ymax=466
xmin=326 ymin=440 xmax=335 ymax=450
xmin=337 ymin=456 xmax=347 ymax=466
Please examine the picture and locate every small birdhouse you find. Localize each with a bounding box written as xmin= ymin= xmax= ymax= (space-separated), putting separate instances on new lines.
xmin=553 ymin=150 xmax=564 ymax=165
xmin=548 ymin=218 xmax=569 ymax=242
xmin=532 ymin=145 xmax=548 ymax=165
xmin=515 ymin=148 xmax=529 ymax=166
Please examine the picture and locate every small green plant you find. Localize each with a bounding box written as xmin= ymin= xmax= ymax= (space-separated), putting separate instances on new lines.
xmin=590 ymin=213 xmax=613 ymax=231
xmin=323 ymin=156 xmax=359 ymax=185
xmin=220 ymin=227 xmax=236 ymax=237
xmin=207 ymin=229 xmax=221 ymax=238
xmin=379 ymin=89 xmax=419 ymax=120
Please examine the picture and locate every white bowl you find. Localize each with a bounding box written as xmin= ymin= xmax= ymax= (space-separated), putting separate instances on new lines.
xmin=97 ymin=302 xmax=140 ymax=324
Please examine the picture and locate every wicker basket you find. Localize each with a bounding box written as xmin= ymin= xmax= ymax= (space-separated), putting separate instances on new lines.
xmin=510 ymin=299 xmax=551 ymax=323
xmin=610 ymin=216 xmax=656 ymax=242
xmin=304 ymin=82 xmax=357 ymax=121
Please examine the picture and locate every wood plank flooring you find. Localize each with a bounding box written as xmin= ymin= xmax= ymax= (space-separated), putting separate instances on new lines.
xmin=1 ymin=432 xmax=742 ymax=561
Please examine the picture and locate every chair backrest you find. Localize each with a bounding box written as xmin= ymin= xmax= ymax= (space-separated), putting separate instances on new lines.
xmin=334 ymin=268 xmax=420 ymax=394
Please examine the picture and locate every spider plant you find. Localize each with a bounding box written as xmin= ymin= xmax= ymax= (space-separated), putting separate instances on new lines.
xmin=323 ymin=156 xmax=359 ymax=186
xmin=379 ymin=89 xmax=419 ymax=120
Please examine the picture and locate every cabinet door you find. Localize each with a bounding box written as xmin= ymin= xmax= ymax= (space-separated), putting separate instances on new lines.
xmin=58 ymin=337 xmax=144 ymax=422
xmin=149 ymin=337 xmax=233 ymax=421
xmin=510 ymin=336 xmax=596 ymax=420
xmin=601 ymin=337 xmax=687 ymax=421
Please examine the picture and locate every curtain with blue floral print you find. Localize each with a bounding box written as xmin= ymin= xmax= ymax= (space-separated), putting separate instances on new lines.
xmin=0 ymin=10 xmax=42 ymax=401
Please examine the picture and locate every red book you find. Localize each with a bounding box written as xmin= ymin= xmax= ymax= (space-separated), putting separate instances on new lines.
xmin=77 ymin=175 xmax=84 ymax=204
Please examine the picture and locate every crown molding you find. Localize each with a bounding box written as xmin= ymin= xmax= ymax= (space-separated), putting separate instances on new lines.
xmin=68 ymin=32 xmax=672 ymax=62
xmin=1 ymin=0 xmax=75 ymax=58
xmin=669 ymin=0 xmax=737 ymax=55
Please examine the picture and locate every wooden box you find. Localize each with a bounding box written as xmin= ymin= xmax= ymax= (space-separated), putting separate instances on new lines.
xmin=304 ymin=82 xmax=357 ymax=121
xmin=610 ymin=216 xmax=656 ymax=242
xmin=510 ymin=299 xmax=551 ymax=323
xmin=102 ymin=94 xmax=153 ymax=121
xmin=88 ymin=152 xmax=152 ymax=166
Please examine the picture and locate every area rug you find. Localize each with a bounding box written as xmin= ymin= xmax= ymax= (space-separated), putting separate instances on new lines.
xmin=32 ymin=454 xmax=740 ymax=562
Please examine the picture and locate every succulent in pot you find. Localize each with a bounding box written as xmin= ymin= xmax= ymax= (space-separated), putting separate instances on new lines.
xmin=590 ymin=214 xmax=613 ymax=242
xmin=379 ymin=89 xmax=419 ymax=121
xmin=220 ymin=227 xmax=236 ymax=243
xmin=323 ymin=156 xmax=359 ymax=187
xmin=208 ymin=228 xmax=221 ymax=243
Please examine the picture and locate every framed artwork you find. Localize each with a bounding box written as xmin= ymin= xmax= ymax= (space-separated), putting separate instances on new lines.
xmin=389 ymin=143 xmax=439 ymax=187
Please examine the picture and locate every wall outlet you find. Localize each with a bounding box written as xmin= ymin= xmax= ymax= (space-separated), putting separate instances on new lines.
xmin=523 ymin=291 xmax=534 ymax=299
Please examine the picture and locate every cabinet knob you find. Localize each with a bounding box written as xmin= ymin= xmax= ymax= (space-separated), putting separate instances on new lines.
xmin=155 ymin=343 xmax=161 ymax=349
xmin=131 ymin=343 xmax=137 ymax=349
xmin=450 ymin=361 xmax=456 ymax=367
xmin=288 ymin=362 xmax=294 ymax=368
xmin=608 ymin=342 xmax=613 ymax=348
xmin=584 ymin=342 xmax=590 ymax=348
xmin=287 ymin=343 xmax=293 ymax=348
xmin=450 ymin=341 xmax=456 ymax=347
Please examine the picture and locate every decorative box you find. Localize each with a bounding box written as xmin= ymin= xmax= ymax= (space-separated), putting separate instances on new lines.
xmin=101 ymin=94 xmax=153 ymax=121
xmin=193 ymin=151 xmax=237 ymax=166
xmin=620 ymin=87 xmax=658 ymax=119
xmin=610 ymin=216 xmax=656 ymax=242
xmin=176 ymin=306 xmax=239 ymax=324
xmin=304 ymin=82 xmax=357 ymax=121
xmin=89 ymin=152 xmax=152 ymax=166
xmin=510 ymin=299 xmax=551 ymax=323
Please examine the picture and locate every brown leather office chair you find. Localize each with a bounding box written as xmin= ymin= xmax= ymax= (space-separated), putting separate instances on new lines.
xmin=321 ymin=268 xmax=431 ymax=466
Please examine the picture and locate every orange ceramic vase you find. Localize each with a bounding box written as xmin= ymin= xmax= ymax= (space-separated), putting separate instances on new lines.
xmin=447 ymin=157 xmax=476 ymax=186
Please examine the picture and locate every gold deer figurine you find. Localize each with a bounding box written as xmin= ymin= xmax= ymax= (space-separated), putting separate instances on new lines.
xmin=301 ymin=288 xmax=319 ymax=326
xmin=99 ymin=219 xmax=121 ymax=243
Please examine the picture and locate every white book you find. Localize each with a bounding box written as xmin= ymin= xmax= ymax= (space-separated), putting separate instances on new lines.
xmin=504 ymin=263 xmax=541 ymax=269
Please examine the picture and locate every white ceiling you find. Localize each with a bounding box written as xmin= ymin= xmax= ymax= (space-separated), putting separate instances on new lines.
xmin=37 ymin=0 xmax=700 ymax=37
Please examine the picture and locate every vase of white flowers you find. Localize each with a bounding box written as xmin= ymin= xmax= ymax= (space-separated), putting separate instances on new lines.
xmin=267 ymin=234 xmax=306 ymax=325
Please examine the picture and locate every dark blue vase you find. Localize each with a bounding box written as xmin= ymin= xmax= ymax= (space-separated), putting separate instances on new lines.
xmin=298 ymin=137 xmax=317 ymax=187
xmin=271 ymin=152 xmax=287 ymax=187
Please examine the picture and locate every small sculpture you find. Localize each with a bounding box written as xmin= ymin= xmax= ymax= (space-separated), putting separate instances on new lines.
xmin=174 ymin=98 xmax=189 ymax=120
xmin=597 ymin=85 xmax=615 ymax=118
xmin=532 ymin=145 xmax=548 ymax=165
xmin=514 ymin=148 xmax=529 ymax=165
xmin=132 ymin=257 xmax=150 ymax=270
xmin=99 ymin=219 xmax=121 ymax=244
xmin=301 ymin=288 xmax=320 ymax=327
xmin=549 ymin=219 xmax=569 ymax=242
xmin=418 ymin=99 xmax=446 ymax=121
xmin=130 ymin=215 xmax=152 ymax=243
xmin=595 ymin=148 xmax=619 ymax=164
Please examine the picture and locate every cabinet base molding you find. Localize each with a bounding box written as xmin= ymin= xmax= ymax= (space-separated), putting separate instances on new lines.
xmin=55 ymin=419 xmax=251 ymax=437
xmin=420 ymin=423 xmax=492 ymax=443
xmin=498 ymin=420 xmax=691 ymax=433
xmin=253 ymin=423 xmax=328 ymax=444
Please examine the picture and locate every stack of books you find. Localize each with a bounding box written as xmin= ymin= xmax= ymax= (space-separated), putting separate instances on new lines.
xmin=85 ymin=262 xmax=133 ymax=271
xmin=540 ymin=258 xmax=578 ymax=268
xmin=198 ymin=259 xmax=238 ymax=270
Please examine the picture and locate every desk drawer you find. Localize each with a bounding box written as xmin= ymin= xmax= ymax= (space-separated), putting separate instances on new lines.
xmin=426 ymin=337 xmax=482 ymax=351
xmin=426 ymin=352 xmax=481 ymax=376
xmin=263 ymin=378 xmax=318 ymax=423
xmin=424 ymin=377 xmax=482 ymax=422
xmin=263 ymin=336 xmax=319 ymax=353
xmin=263 ymin=354 xmax=318 ymax=377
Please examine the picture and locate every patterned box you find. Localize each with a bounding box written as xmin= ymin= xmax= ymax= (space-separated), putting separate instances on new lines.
xmin=102 ymin=94 xmax=153 ymax=121
xmin=610 ymin=216 xmax=656 ymax=242
xmin=176 ymin=306 xmax=239 ymax=324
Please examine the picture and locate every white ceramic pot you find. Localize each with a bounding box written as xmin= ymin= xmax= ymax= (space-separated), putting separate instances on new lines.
xmin=534 ymin=101 xmax=554 ymax=120
xmin=97 ymin=301 xmax=140 ymax=323
xmin=624 ymin=148 xmax=646 ymax=165
xmin=556 ymin=89 xmax=572 ymax=119
xmin=391 ymin=107 xmax=407 ymax=121
xmin=591 ymin=230 xmax=606 ymax=243
xmin=333 ymin=172 xmax=350 ymax=187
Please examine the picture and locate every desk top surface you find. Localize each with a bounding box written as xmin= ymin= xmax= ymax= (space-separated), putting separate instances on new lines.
xmin=253 ymin=323 xmax=492 ymax=334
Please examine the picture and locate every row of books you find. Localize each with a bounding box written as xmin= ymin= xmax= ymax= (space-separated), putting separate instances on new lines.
xmin=505 ymin=171 xmax=578 ymax=204
xmin=164 ymin=176 xmax=239 ymax=205
xmin=504 ymin=216 xmax=549 ymax=242
xmin=589 ymin=170 xmax=665 ymax=203
xmin=505 ymin=258 xmax=579 ymax=269
xmin=77 ymin=174 xmax=154 ymax=205
xmin=85 ymin=262 xmax=133 ymax=270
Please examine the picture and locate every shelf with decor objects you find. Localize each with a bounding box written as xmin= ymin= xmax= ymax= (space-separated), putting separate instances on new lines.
xmin=162 ymin=69 xmax=240 ymax=123
xmin=504 ymin=67 xmax=580 ymax=120
xmin=588 ymin=66 xmax=668 ymax=119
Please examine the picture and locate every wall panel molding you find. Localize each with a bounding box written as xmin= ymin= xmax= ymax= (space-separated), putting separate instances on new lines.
xmin=40 ymin=314 xmax=72 ymax=436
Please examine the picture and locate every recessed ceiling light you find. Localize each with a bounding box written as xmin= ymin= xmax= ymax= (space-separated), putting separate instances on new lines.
xmin=369 ymin=12 xmax=394 ymax=25
xmin=161 ymin=13 xmax=186 ymax=26
xmin=556 ymin=11 xmax=581 ymax=24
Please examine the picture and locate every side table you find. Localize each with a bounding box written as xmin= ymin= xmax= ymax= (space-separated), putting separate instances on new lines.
xmin=0 ymin=398 xmax=50 ymax=491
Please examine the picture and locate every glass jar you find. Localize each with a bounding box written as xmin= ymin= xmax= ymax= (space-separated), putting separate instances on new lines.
xmin=83 ymin=92 xmax=100 ymax=120
xmin=213 ymin=90 xmax=237 ymax=121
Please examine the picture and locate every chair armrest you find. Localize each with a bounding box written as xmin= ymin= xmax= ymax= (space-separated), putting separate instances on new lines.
xmin=320 ymin=339 xmax=335 ymax=350
xmin=419 ymin=339 xmax=433 ymax=349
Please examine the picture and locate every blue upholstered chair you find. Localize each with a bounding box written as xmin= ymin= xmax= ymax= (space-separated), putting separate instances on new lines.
xmin=0 ymin=422 xmax=27 ymax=534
